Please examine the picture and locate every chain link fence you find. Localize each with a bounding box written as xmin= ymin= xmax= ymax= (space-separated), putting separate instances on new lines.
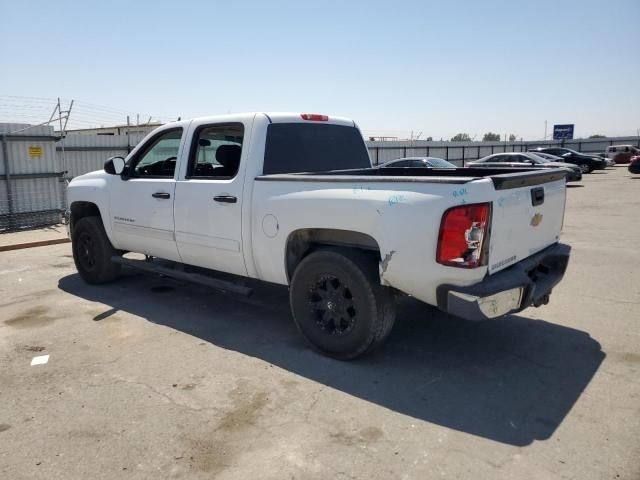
xmin=0 ymin=177 xmax=68 ymax=231
xmin=1 ymin=124 xmax=67 ymax=232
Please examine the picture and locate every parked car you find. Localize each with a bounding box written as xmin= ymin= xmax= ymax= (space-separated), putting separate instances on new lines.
xmin=380 ymin=157 xmax=457 ymax=168
xmin=628 ymin=155 xmax=640 ymax=174
xmin=529 ymin=147 xmax=606 ymax=173
xmin=606 ymin=145 xmax=639 ymax=165
xmin=467 ymin=152 xmax=582 ymax=182
xmin=67 ymin=112 xmax=571 ymax=359
xmin=531 ymin=151 xmax=564 ymax=162
xmin=582 ymin=152 xmax=614 ymax=167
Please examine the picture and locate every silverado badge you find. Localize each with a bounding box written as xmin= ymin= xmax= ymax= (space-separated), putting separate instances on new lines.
xmin=530 ymin=213 xmax=543 ymax=227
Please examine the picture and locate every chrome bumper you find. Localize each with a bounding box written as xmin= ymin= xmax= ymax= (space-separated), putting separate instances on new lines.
xmin=436 ymin=243 xmax=571 ymax=321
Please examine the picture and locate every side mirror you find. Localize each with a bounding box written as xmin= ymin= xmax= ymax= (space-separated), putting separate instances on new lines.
xmin=104 ymin=156 xmax=125 ymax=175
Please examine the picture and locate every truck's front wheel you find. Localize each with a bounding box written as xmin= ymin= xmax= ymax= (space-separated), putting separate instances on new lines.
xmin=289 ymin=249 xmax=396 ymax=359
xmin=72 ymin=216 xmax=121 ymax=284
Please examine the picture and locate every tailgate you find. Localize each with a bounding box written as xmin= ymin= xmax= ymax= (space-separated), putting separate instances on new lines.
xmin=488 ymin=172 xmax=566 ymax=275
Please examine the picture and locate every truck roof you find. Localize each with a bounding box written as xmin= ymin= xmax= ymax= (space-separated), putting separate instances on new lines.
xmin=162 ymin=112 xmax=357 ymax=129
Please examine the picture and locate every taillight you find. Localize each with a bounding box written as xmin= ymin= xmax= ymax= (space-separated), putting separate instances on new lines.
xmin=437 ymin=203 xmax=491 ymax=268
xmin=300 ymin=113 xmax=329 ymax=121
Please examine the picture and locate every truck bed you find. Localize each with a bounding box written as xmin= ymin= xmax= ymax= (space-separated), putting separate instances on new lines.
xmin=255 ymin=167 xmax=568 ymax=189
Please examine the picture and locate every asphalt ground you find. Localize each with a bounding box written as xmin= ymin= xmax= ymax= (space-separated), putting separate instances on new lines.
xmin=0 ymin=166 xmax=638 ymax=479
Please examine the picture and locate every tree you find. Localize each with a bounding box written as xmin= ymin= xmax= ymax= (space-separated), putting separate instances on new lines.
xmin=588 ymin=134 xmax=606 ymax=139
xmin=482 ymin=132 xmax=501 ymax=142
xmin=508 ymin=134 xmax=517 ymax=142
xmin=426 ymin=136 xmax=433 ymax=141
xmin=451 ymin=133 xmax=471 ymax=142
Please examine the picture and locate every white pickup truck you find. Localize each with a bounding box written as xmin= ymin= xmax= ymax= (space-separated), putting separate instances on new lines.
xmin=67 ymin=112 xmax=571 ymax=359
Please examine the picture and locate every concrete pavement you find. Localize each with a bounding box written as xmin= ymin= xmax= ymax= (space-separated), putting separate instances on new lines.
xmin=0 ymin=166 xmax=638 ymax=479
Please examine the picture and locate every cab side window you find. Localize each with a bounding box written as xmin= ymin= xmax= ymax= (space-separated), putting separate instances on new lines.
xmin=188 ymin=124 xmax=244 ymax=179
xmin=392 ymin=160 xmax=410 ymax=167
xmin=131 ymin=128 xmax=183 ymax=178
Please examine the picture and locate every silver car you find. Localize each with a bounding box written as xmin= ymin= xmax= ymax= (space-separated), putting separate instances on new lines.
xmin=380 ymin=157 xmax=457 ymax=168
xmin=467 ymin=152 xmax=582 ymax=182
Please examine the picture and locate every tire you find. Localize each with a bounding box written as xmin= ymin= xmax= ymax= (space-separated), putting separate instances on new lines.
xmin=289 ymin=248 xmax=396 ymax=360
xmin=579 ymin=163 xmax=593 ymax=174
xmin=72 ymin=216 xmax=121 ymax=284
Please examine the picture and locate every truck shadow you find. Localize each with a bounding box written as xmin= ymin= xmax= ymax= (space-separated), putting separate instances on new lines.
xmin=58 ymin=271 xmax=604 ymax=447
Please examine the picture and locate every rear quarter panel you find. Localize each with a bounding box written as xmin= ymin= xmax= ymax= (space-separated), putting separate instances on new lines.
xmin=250 ymin=178 xmax=496 ymax=306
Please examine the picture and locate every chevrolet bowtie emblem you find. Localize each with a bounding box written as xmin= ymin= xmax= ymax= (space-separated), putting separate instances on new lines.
xmin=530 ymin=213 xmax=543 ymax=227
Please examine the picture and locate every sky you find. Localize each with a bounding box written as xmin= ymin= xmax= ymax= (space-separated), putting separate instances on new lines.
xmin=1 ymin=0 xmax=639 ymax=140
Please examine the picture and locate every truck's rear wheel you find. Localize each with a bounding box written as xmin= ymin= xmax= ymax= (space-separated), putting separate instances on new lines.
xmin=72 ymin=216 xmax=121 ymax=284
xmin=289 ymin=249 xmax=396 ymax=359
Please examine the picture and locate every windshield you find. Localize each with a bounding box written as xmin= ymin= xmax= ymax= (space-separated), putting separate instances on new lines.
xmin=425 ymin=158 xmax=456 ymax=168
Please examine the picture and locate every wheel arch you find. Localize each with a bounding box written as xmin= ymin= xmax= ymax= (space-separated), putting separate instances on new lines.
xmin=69 ymin=201 xmax=103 ymax=236
xmin=284 ymin=228 xmax=382 ymax=283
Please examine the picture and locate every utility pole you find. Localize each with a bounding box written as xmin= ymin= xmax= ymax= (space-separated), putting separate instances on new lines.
xmin=57 ymin=98 xmax=74 ymax=176
xmin=127 ymin=116 xmax=131 ymax=153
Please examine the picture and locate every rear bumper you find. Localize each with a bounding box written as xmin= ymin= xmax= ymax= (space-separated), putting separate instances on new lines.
xmin=436 ymin=243 xmax=571 ymax=321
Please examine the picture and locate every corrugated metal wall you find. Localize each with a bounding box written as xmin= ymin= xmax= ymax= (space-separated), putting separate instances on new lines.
xmin=59 ymin=133 xmax=146 ymax=178
xmin=60 ymin=131 xmax=640 ymax=175
xmin=2 ymin=119 xmax=639 ymax=232
xmin=366 ymin=136 xmax=640 ymax=165
xmin=1 ymin=123 xmax=66 ymax=231
xmin=1 ymin=138 xmax=58 ymax=175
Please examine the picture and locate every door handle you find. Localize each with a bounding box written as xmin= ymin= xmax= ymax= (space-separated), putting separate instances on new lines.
xmin=213 ymin=195 xmax=237 ymax=204
xmin=152 ymin=192 xmax=171 ymax=199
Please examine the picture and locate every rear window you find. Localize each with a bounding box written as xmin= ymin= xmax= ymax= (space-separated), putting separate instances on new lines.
xmin=263 ymin=123 xmax=371 ymax=174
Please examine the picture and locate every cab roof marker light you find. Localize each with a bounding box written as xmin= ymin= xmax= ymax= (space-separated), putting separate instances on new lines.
xmin=301 ymin=114 xmax=329 ymax=121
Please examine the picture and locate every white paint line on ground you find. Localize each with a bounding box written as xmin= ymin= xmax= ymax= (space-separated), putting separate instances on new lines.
xmin=30 ymin=355 xmax=49 ymax=366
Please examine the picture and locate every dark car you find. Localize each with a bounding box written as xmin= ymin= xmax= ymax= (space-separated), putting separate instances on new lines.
xmin=628 ymin=155 xmax=640 ymax=175
xmin=529 ymin=147 xmax=606 ymax=173
xmin=380 ymin=157 xmax=457 ymax=168
xmin=467 ymin=152 xmax=582 ymax=182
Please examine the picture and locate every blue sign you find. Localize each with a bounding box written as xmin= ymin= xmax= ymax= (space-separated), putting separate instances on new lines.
xmin=553 ymin=124 xmax=574 ymax=140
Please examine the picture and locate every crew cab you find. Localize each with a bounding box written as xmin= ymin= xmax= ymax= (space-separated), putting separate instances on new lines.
xmin=67 ymin=112 xmax=571 ymax=359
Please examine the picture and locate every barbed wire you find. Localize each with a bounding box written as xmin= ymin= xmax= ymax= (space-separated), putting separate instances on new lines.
xmin=0 ymin=95 xmax=177 ymax=131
